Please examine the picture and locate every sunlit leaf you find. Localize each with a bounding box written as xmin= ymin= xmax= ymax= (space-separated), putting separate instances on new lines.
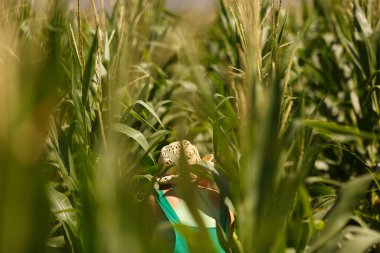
xmin=112 ymin=122 xmax=155 ymax=162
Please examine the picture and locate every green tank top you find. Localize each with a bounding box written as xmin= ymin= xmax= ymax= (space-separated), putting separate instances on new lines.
xmin=155 ymin=189 xmax=228 ymax=253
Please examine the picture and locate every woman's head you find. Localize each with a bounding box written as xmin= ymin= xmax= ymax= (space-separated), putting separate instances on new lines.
xmin=157 ymin=140 xmax=214 ymax=186
xmin=158 ymin=140 xmax=201 ymax=175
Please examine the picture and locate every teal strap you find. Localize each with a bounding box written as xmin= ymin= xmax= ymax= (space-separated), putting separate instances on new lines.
xmin=155 ymin=190 xmax=228 ymax=253
xmin=155 ymin=190 xmax=190 ymax=252
xmin=220 ymin=203 xmax=228 ymax=233
xmin=209 ymin=228 xmax=227 ymax=253
xmin=155 ymin=190 xmax=180 ymax=224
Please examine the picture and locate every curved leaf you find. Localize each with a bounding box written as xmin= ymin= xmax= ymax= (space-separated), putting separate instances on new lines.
xmin=112 ymin=122 xmax=155 ymax=162
xmin=134 ymin=100 xmax=166 ymax=129
xmin=307 ymin=174 xmax=373 ymax=252
xmin=82 ymin=30 xmax=98 ymax=105
xmin=335 ymin=226 xmax=380 ymax=253
xmin=320 ymin=226 xmax=380 ymax=253
xmin=47 ymin=185 xmax=78 ymax=236
xmin=304 ymin=120 xmax=376 ymax=139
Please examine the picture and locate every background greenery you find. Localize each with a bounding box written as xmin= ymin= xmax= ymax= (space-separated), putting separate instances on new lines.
xmin=0 ymin=0 xmax=380 ymax=252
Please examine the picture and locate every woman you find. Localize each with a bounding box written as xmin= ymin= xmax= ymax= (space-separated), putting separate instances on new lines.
xmin=151 ymin=140 xmax=233 ymax=253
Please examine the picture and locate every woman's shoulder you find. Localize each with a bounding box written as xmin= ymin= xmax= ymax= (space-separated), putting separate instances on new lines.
xmin=161 ymin=186 xmax=220 ymax=209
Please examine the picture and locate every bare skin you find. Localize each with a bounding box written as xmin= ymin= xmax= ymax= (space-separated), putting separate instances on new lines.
xmin=147 ymin=183 xmax=235 ymax=252
xmin=149 ymin=183 xmax=234 ymax=226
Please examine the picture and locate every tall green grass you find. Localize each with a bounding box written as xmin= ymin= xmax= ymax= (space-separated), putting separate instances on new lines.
xmin=0 ymin=0 xmax=380 ymax=253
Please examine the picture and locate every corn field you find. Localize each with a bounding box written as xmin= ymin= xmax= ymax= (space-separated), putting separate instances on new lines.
xmin=1 ymin=0 xmax=380 ymax=252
